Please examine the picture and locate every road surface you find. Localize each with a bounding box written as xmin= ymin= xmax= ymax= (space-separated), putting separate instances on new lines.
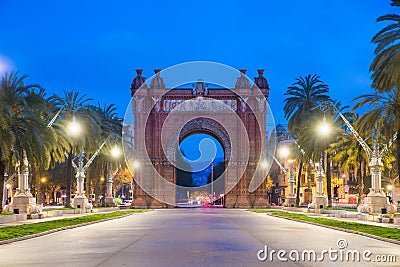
xmin=0 ymin=209 xmax=399 ymax=266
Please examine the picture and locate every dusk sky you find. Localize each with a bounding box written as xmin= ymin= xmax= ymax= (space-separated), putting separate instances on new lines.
xmin=0 ymin=0 xmax=395 ymax=124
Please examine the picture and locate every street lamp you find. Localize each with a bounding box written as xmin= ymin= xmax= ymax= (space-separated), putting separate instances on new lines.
xmin=318 ymin=116 xmax=331 ymax=136
xmin=104 ymin=163 xmax=120 ymax=207
xmin=315 ymin=100 xmax=397 ymax=214
xmin=132 ymin=160 xmax=140 ymax=169
xmin=279 ymin=146 xmax=290 ymax=159
xmin=111 ymin=145 xmax=121 ymax=158
xmin=270 ymin=148 xmax=296 ymax=207
xmin=71 ymin=133 xmax=122 ymax=211
xmin=309 ymin=112 xmax=330 ymax=209
xmin=260 ymin=160 xmax=269 ymax=169
xmin=68 ymin=116 xmax=81 ymax=137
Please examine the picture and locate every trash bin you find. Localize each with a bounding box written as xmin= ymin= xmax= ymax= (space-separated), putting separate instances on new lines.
xmin=13 ymin=209 xmax=19 ymax=214
xmin=381 ymin=208 xmax=387 ymax=214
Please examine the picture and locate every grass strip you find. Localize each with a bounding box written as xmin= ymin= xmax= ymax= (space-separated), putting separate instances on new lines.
xmin=0 ymin=209 xmax=148 ymax=241
xmin=249 ymin=209 xmax=400 ymax=241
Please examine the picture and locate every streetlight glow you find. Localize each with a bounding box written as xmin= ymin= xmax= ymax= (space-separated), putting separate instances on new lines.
xmin=40 ymin=177 xmax=47 ymax=183
xmin=318 ymin=117 xmax=331 ymax=136
xmin=387 ymin=184 xmax=393 ymax=191
xmin=279 ymin=147 xmax=290 ymax=159
xmin=111 ymin=145 xmax=121 ymax=158
xmin=133 ymin=160 xmax=140 ymax=169
xmin=260 ymin=160 xmax=269 ymax=169
xmin=5 ymin=184 xmax=11 ymax=189
xmin=68 ymin=117 xmax=81 ymax=137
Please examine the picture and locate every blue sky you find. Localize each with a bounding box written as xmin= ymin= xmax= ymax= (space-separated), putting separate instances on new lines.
xmin=0 ymin=0 xmax=395 ymax=124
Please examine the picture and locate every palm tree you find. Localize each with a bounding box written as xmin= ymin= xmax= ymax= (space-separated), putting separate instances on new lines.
xmin=370 ymin=0 xmax=400 ymax=93
xmin=284 ymin=74 xmax=330 ymax=205
xmin=328 ymin=112 xmax=370 ymax=205
xmin=353 ymin=89 xmax=400 ymax=178
xmin=284 ymin=74 xmax=330 ymax=132
xmin=88 ymin=103 xmax=122 ymax=206
xmin=0 ymin=72 xmax=53 ymax=210
xmin=53 ymin=91 xmax=101 ymax=207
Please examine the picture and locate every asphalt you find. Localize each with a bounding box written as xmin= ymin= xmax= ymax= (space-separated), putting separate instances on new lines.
xmin=0 ymin=208 xmax=399 ymax=267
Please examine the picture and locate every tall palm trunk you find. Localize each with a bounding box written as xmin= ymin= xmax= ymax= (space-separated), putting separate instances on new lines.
xmin=356 ymin=146 xmax=363 ymax=205
xmin=0 ymin=161 xmax=5 ymax=210
xmin=65 ymin=150 xmax=73 ymax=207
xmin=296 ymin=159 xmax=303 ymax=206
xmin=326 ymin=152 xmax=332 ymax=207
xmin=396 ymin=124 xmax=400 ymax=181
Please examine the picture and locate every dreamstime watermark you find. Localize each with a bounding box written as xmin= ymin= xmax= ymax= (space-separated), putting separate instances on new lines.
xmin=257 ymin=239 xmax=397 ymax=263
xmin=122 ymin=61 xmax=277 ymax=205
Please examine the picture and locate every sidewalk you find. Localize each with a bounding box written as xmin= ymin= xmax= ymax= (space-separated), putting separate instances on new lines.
xmin=272 ymin=207 xmax=400 ymax=229
xmin=0 ymin=208 xmax=120 ymax=228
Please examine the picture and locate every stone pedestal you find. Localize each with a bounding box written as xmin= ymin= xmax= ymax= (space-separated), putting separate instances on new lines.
xmin=358 ymin=145 xmax=397 ymax=214
xmin=284 ymin=196 xmax=296 ymax=207
xmin=309 ymin=157 xmax=328 ymax=210
xmin=309 ymin=196 xmax=328 ymax=209
xmin=3 ymin=195 xmax=41 ymax=215
xmin=284 ymin=162 xmax=296 ymax=207
xmin=3 ymin=156 xmax=41 ymax=215
xmin=104 ymin=196 xmax=116 ymax=207
xmin=357 ymin=191 xmax=396 ymax=214
xmin=71 ymin=195 xmax=92 ymax=212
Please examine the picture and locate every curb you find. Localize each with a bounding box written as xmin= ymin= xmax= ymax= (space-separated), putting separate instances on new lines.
xmin=0 ymin=212 xmax=141 ymax=245
xmin=266 ymin=213 xmax=400 ymax=246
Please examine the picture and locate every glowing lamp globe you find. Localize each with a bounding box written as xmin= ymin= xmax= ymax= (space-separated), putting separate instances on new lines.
xmin=133 ymin=160 xmax=140 ymax=169
xmin=111 ymin=145 xmax=121 ymax=158
xmin=68 ymin=119 xmax=81 ymax=137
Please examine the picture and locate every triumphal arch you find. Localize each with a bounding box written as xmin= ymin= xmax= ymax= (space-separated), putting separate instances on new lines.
xmin=126 ymin=65 xmax=273 ymax=208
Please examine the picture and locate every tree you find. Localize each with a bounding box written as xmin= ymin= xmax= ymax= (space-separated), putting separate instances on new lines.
xmin=53 ymin=91 xmax=101 ymax=207
xmin=0 ymin=72 xmax=53 ymax=210
xmin=283 ymin=74 xmax=330 ymax=205
xmin=329 ymin=132 xmax=369 ymax=205
xmin=353 ymin=90 xmax=400 ymax=178
xmin=370 ymin=0 xmax=400 ymax=93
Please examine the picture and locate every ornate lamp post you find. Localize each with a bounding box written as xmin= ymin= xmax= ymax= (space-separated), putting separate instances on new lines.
xmin=271 ymin=147 xmax=296 ymax=207
xmin=104 ymin=162 xmax=120 ymax=207
xmin=309 ymin=155 xmax=328 ymax=209
xmin=71 ymin=134 xmax=121 ymax=211
xmin=316 ymin=101 xmax=396 ymax=214
xmin=3 ymin=152 xmax=42 ymax=215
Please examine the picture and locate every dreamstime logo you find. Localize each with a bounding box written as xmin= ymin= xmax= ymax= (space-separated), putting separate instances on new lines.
xmin=122 ymin=61 xmax=276 ymax=205
xmin=257 ymin=239 xmax=397 ymax=263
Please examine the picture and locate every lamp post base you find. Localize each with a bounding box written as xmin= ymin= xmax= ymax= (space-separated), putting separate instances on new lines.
xmin=309 ymin=196 xmax=328 ymax=210
xmin=3 ymin=195 xmax=42 ymax=215
xmin=357 ymin=192 xmax=396 ymax=214
xmin=284 ymin=196 xmax=296 ymax=207
xmin=104 ymin=196 xmax=116 ymax=207
xmin=71 ymin=196 xmax=92 ymax=212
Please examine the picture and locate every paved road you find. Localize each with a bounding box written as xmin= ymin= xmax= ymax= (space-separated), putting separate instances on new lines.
xmin=0 ymin=209 xmax=399 ymax=267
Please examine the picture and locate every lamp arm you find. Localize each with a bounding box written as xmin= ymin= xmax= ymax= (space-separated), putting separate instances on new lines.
xmin=47 ymin=107 xmax=64 ymax=128
xmin=270 ymin=153 xmax=288 ymax=176
xmin=321 ymin=101 xmax=372 ymax=157
xmin=83 ymin=133 xmax=120 ymax=171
